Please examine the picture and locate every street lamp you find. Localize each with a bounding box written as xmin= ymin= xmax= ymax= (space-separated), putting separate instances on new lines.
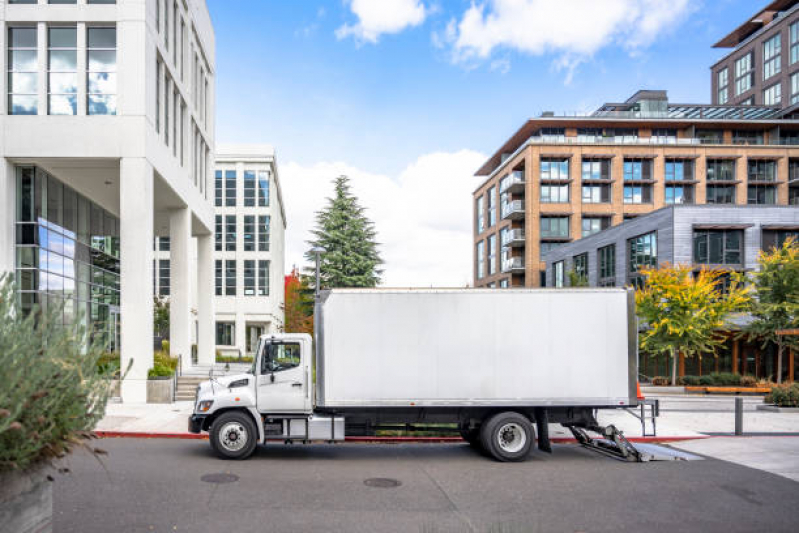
xmin=309 ymin=246 xmax=326 ymax=299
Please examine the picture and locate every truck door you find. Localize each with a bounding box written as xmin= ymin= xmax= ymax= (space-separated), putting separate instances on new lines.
xmin=256 ymin=339 xmax=310 ymax=414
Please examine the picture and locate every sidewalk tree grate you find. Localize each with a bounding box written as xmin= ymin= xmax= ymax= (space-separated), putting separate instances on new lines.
xmin=364 ymin=478 xmax=401 ymax=489
xmin=201 ymin=473 xmax=239 ymax=484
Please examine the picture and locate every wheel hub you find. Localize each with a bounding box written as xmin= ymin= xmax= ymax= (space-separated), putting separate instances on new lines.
xmin=497 ymin=422 xmax=526 ymax=453
xmin=219 ymin=422 xmax=248 ymax=452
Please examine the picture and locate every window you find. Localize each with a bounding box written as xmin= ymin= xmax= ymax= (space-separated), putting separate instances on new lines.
xmin=581 ymin=217 xmax=609 ymax=237
xmin=8 ymin=27 xmax=38 ymax=115
xmin=243 ymin=171 xmax=256 ymax=207
xmin=243 ymin=215 xmax=255 ymax=252
xmin=554 ymin=261 xmax=564 ymax=288
xmin=748 ymin=184 xmax=777 ymax=204
xmin=155 ymin=60 xmax=161 ymax=132
xmin=762 ymin=229 xmax=799 ymax=250
xmin=582 ymin=184 xmax=611 ymax=203
xmin=693 ymin=229 xmax=743 ymax=266
xmin=215 ymin=260 xmax=222 ymax=296
xmin=623 ymin=185 xmax=651 ymax=204
xmin=499 ymin=279 xmax=509 ymax=289
xmin=792 ymin=72 xmax=799 ymax=105
xmin=581 ymin=159 xmax=610 ymax=180
xmin=540 ymin=184 xmax=569 ymax=203
xmin=540 ymin=216 xmax=569 ymax=239
xmin=696 ymin=130 xmax=723 ymax=144
xmin=539 ymin=128 xmax=565 ymax=142
xmin=258 ymin=170 xmax=270 ymax=207
xmin=258 ymin=215 xmax=270 ymax=252
xmin=651 ymin=128 xmax=677 ymax=144
xmin=598 ymin=245 xmax=616 ymax=287
xmin=158 ymin=259 xmax=170 ymax=296
xmin=540 ymin=241 xmax=564 ymax=255
xmin=748 ymin=159 xmax=777 ymax=182
xmin=573 ymin=253 xmax=588 ymax=285
xmin=476 ymin=240 xmax=485 ymax=279
xmin=792 ymin=21 xmax=799 ymax=64
xmin=488 ymin=234 xmax=497 ymax=276
xmin=665 ymin=160 xmax=692 ymax=181
xmin=258 ymin=260 xmax=269 ymax=296
xmin=87 ymin=27 xmax=116 ymax=115
xmin=215 ymin=322 xmax=235 ymax=346
xmin=718 ymin=68 xmax=729 ymax=104
xmin=488 ymin=187 xmax=496 ymax=227
xmin=261 ymin=343 xmax=301 ymax=373
xmin=764 ymin=83 xmax=782 ymax=106
xmin=628 ymin=232 xmax=657 ymax=287
xmin=763 ymin=33 xmax=781 ymax=80
xmin=244 ymin=260 xmax=255 ymax=296
xmin=735 ymin=52 xmax=754 ymax=96
xmin=214 ymin=170 xmax=223 ymax=207
xmin=476 ymin=195 xmax=485 ymax=233
xmin=540 ymin=159 xmax=569 ymax=180
xmin=225 ymin=170 xmax=236 ymax=206
xmin=665 ymin=184 xmax=693 ymax=204
xmin=707 ymin=159 xmax=735 ymax=181
xmin=48 ymin=26 xmax=77 ymax=115
xmin=623 ymin=159 xmax=651 ymax=180
xmin=733 ymin=130 xmax=764 ymax=145
xmin=214 ymin=215 xmax=222 ymax=251
xmin=225 ymin=260 xmax=236 ymax=296
xmin=706 ymin=185 xmax=736 ymax=204
xmin=225 ymin=215 xmax=236 ymax=251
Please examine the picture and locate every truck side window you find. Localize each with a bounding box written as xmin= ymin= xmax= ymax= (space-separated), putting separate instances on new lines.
xmin=261 ymin=343 xmax=301 ymax=374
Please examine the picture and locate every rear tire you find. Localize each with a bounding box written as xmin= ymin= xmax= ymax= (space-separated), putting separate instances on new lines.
xmin=479 ymin=412 xmax=534 ymax=462
xmin=210 ymin=411 xmax=258 ymax=460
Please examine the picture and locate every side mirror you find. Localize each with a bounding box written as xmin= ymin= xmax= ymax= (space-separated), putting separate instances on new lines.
xmin=270 ymin=373 xmax=275 ymax=383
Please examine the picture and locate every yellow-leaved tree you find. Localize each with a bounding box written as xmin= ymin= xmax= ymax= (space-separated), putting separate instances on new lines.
xmin=636 ymin=265 xmax=751 ymax=386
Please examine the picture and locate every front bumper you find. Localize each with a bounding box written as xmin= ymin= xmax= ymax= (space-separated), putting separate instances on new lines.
xmin=188 ymin=414 xmax=207 ymax=434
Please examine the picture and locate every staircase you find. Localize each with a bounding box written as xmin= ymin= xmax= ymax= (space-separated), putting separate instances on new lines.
xmin=174 ymin=363 xmax=252 ymax=402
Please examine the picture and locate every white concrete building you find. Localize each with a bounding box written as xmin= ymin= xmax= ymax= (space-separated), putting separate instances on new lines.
xmin=0 ymin=0 xmax=216 ymax=402
xmin=213 ymin=144 xmax=285 ymax=357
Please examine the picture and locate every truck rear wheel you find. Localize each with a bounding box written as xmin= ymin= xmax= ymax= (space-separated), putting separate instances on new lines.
xmin=210 ymin=411 xmax=258 ymax=460
xmin=480 ymin=412 xmax=534 ymax=462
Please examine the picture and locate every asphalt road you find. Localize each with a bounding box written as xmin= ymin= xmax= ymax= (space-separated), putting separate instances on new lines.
xmin=54 ymin=439 xmax=799 ymax=533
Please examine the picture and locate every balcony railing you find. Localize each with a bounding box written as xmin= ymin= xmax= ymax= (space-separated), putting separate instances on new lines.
xmin=501 ymin=229 xmax=526 ymax=248
xmin=501 ymin=257 xmax=525 ymax=274
xmin=499 ymin=170 xmax=525 ymax=194
xmin=501 ymin=200 xmax=525 ymax=220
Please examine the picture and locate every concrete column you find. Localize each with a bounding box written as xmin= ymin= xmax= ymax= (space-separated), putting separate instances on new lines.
xmin=169 ymin=207 xmax=192 ymax=372
xmin=235 ymin=313 xmax=246 ymax=359
xmin=196 ymin=233 xmax=215 ymax=367
xmin=120 ymin=158 xmax=154 ymax=403
xmin=0 ymin=161 xmax=15 ymax=276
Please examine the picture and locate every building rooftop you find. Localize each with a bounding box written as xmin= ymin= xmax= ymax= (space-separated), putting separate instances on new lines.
xmin=713 ymin=0 xmax=799 ymax=48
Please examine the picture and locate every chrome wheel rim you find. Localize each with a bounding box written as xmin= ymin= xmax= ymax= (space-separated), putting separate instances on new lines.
xmin=219 ymin=421 xmax=248 ymax=452
xmin=496 ymin=422 xmax=526 ymax=453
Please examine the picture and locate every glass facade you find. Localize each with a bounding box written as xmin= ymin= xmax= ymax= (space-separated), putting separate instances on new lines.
xmin=627 ymin=232 xmax=657 ymax=288
xmin=15 ymin=166 xmax=120 ymax=351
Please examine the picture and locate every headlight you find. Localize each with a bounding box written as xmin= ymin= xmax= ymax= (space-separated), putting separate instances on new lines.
xmin=197 ymin=400 xmax=214 ymax=412
xmin=228 ymin=379 xmax=249 ymax=389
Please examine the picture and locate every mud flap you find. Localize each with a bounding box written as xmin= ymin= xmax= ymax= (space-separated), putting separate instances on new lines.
xmin=534 ymin=408 xmax=551 ymax=453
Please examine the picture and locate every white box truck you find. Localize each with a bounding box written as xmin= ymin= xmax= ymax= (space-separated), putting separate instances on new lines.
xmin=189 ymin=288 xmax=642 ymax=462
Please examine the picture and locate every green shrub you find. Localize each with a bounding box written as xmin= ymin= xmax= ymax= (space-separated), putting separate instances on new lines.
xmin=679 ymin=375 xmax=700 ymax=386
xmin=740 ymin=375 xmax=757 ymax=387
xmin=651 ymin=376 xmax=670 ymax=386
xmin=0 ymin=275 xmax=114 ymax=472
xmin=699 ymin=375 xmax=715 ymax=386
xmin=216 ymin=355 xmax=254 ymax=364
xmin=766 ymin=383 xmax=799 ymax=407
xmin=161 ymin=339 xmax=170 ymax=353
xmin=709 ymin=372 xmax=741 ymax=386
xmin=148 ymin=350 xmax=178 ymax=379
xmin=96 ymin=351 xmax=120 ymax=377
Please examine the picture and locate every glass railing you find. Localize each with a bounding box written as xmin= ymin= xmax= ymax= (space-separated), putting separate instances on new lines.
xmin=501 ymin=229 xmax=525 ymax=247
xmin=501 ymin=200 xmax=525 ymax=219
xmin=501 ymin=257 xmax=525 ymax=273
xmin=499 ymin=170 xmax=525 ymax=193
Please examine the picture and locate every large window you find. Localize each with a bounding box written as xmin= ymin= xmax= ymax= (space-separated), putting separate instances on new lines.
xmin=763 ymin=33 xmax=781 ymax=80
xmin=540 ymin=216 xmax=569 ymax=239
xmin=258 ymin=215 xmax=270 ymax=252
xmin=488 ymin=234 xmax=497 ymax=276
xmin=540 ymin=159 xmax=569 ymax=180
xmin=243 ymin=215 xmax=255 ymax=251
xmin=718 ymin=68 xmax=729 ymax=104
xmin=225 ymin=170 xmax=236 ymax=206
xmin=258 ymin=260 xmax=270 ymax=296
xmin=582 ymin=184 xmax=610 ymax=203
xmin=581 ymin=217 xmax=609 ymax=237
xmin=476 ymin=196 xmax=485 ymax=233
xmin=225 ymin=260 xmax=236 ymax=296
xmin=581 ymin=158 xmax=610 ymax=180
xmin=694 ymin=229 xmax=743 ymax=266
xmin=623 ymin=159 xmax=652 ymax=181
xmin=573 ymin=253 xmax=588 ymax=285
xmin=665 ymin=184 xmax=692 ymax=204
xmin=214 ymin=170 xmax=223 ymax=207
xmin=48 ymin=26 xmax=77 ymax=115
xmin=747 ymin=159 xmax=777 ymax=182
xmin=215 ymin=260 xmax=222 ymax=296
xmin=258 ymin=170 xmax=270 ymax=207
xmin=792 ymin=72 xmax=799 ymax=105
xmin=487 ymin=187 xmax=496 ymax=227
xmin=735 ymin=52 xmax=754 ymax=96
xmin=158 ymin=259 xmax=170 ymax=296
xmin=540 ymin=184 xmax=569 ymax=203
xmin=214 ymin=215 xmax=222 ymax=251
xmin=598 ymin=244 xmax=616 ymax=287
xmin=225 ymin=215 xmax=236 ymax=251
xmin=706 ymin=185 xmax=736 ymax=204
xmin=792 ymin=21 xmax=799 ymax=64
xmin=243 ymin=171 xmax=256 ymax=207
xmin=628 ymin=232 xmax=657 ymax=287
xmin=707 ymin=159 xmax=735 ymax=181
xmin=623 ymin=184 xmax=651 ymax=204
xmin=476 ymin=240 xmax=485 ymax=279
xmin=8 ymin=27 xmax=38 ymax=115
xmin=762 ymin=229 xmax=799 ymax=251
xmin=215 ymin=322 xmax=235 ymax=346
xmin=243 ymin=259 xmax=256 ymax=296
xmin=87 ymin=27 xmax=116 ymax=115
xmin=665 ymin=160 xmax=692 ymax=181
xmin=747 ymin=160 xmax=777 ymax=205
xmin=763 ymin=83 xmax=781 ymax=106
xmin=554 ymin=261 xmax=564 ymax=288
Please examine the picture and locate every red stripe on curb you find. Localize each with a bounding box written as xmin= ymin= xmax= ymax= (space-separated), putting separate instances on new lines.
xmin=94 ymin=431 xmax=710 ymax=444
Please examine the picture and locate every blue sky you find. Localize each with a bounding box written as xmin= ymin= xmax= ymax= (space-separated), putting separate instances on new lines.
xmin=206 ymin=0 xmax=766 ymax=286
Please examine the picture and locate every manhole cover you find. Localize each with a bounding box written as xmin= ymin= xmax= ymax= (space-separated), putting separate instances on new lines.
xmin=201 ymin=473 xmax=239 ymax=484
xmin=364 ymin=478 xmax=401 ymax=488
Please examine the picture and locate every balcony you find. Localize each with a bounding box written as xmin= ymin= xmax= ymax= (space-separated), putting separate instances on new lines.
xmin=499 ymin=170 xmax=525 ymax=194
xmin=501 ymin=256 xmax=525 ymax=274
xmin=501 ymin=229 xmax=526 ymax=248
xmin=501 ymin=200 xmax=525 ymax=220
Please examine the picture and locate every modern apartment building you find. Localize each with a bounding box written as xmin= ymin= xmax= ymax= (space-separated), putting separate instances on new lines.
xmin=0 ymin=0 xmax=216 ymax=401
xmin=153 ymin=145 xmax=286 ymax=359
xmin=711 ymin=0 xmax=799 ymax=108
xmin=212 ymin=144 xmax=285 ymax=357
xmin=472 ymin=90 xmax=799 ymax=289
xmin=541 ymin=205 xmax=799 ymax=382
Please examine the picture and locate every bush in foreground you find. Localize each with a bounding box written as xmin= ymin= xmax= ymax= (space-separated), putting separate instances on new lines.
xmin=765 ymin=383 xmax=799 ymax=407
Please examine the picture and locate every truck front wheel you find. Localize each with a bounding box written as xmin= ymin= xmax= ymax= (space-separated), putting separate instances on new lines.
xmin=480 ymin=412 xmax=535 ymax=462
xmin=210 ymin=411 xmax=258 ymax=460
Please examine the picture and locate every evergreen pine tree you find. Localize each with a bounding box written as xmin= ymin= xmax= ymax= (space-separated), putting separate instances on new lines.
xmin=305 ymin=175 xmax=383 ymax=289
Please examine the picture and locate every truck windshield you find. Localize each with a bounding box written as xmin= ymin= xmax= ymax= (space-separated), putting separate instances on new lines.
xmin=261 ymin=343 xmax=301 ymax=374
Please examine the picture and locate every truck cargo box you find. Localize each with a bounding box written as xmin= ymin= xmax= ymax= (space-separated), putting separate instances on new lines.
xmin=315 ymin=288 xmax=637 ymax=409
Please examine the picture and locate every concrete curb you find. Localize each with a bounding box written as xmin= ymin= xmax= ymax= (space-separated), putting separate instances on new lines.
xmin=94 ymin=431 xmax=710 ymax=444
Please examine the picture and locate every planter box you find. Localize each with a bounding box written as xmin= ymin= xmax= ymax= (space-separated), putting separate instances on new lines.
xmin=756 ymin=404 xmax=799 ymax=413
xmin=147 ymin=376 xmax=174 ymax=404
xmin=0 ymin=464 xmax=52 ymax=533
xmin=685 ymin=386 xmax=772 ymax=394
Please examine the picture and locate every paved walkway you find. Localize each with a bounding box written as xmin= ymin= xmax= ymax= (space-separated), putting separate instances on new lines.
xmin=674 ymin=437 xmax=799 ymax=482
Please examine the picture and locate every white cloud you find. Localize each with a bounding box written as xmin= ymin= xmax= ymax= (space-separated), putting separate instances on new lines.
xmin=444 ymin=0 xmax=693 ymax=73
xmin=336 ymin=0 xmax=429 ymax=44
xmin=281 ymin=150 xmax=487 ymax=287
